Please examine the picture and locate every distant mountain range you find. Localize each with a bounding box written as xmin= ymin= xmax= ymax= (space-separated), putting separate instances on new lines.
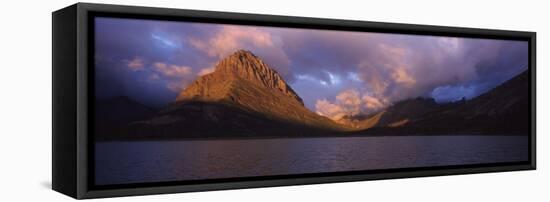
xmin=95 ymin=50 xmax=529 ymax=140
xmin=94 ymin=96 xmax=156 ymax=139
xmin=341 ymin=70 xmax=529 ymax=135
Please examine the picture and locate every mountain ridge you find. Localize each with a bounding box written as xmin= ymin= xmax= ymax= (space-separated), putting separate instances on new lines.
xmin=94 ymin=50 xmax=529 ymax=140
xmin=355 ymin=70 xmax=529 ymax=135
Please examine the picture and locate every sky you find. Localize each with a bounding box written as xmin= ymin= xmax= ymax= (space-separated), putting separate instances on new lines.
xmin=94 ymin=17 xmax=528 ymax=120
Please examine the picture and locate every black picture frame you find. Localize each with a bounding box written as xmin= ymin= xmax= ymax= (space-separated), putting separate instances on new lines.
xmin=52 ymin=3 xmax=536 ymax=199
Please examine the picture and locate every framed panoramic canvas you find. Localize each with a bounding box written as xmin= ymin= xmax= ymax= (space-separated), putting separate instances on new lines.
xmin=52 ymin=3 xmax=536 ymax=199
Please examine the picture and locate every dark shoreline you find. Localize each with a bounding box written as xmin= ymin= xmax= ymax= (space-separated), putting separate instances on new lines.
xmin=95 ymin=133 xmax=527 ymax=142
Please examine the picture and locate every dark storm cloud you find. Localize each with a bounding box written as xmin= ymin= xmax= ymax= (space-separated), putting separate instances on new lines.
xmin=94 ymin=17 xmax=219 ymax=106
xmin=269 ymin=29 xmax=527 ymax=115
xmin=94 ymin=17 xmax=528 ymax=116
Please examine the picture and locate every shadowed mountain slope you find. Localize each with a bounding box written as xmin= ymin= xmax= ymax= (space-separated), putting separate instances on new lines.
xmin=337 ymin=97 xmax=443 ymax=130
xmin=359 ymin=70 xmax=529 ymax=135
xmin=94 ymin=96 xmax=157 ymax=140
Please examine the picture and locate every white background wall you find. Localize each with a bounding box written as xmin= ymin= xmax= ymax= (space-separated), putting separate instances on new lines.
xmin=0 ymin=0 xmax=547 ymax=201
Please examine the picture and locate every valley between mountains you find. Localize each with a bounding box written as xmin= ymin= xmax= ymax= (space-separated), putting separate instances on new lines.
xmin=95 ymin=50 xmax=529 ymax=140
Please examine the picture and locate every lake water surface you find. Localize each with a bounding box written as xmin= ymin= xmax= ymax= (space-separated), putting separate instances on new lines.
xmin=95 ymin=135 xmax=528 ymax=185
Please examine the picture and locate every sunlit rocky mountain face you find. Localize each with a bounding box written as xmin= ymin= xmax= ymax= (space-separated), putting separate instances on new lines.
xmin=95 ymin=50 xmax=529 ymax=140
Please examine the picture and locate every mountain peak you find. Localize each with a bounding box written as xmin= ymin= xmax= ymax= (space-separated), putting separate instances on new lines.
xmin=214 ymin=49 xmax=278 ymax=78
xmin=163 ymin=50 xmax=348 ymax=135
xmin=232 ymin=49 xmax=255 ymax=56
xmin=176 ymin=50 xmax=304 ymax=105
xmin=215 ymin=49 xmax=269 ymax=74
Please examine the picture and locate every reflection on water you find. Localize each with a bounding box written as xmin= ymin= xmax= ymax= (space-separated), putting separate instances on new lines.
xmin=95 ymin=135 xmax=528 ymax=185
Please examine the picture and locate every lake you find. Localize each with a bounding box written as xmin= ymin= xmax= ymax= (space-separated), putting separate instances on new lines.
xmin=95 ymin=135 xmax=528 ymax=185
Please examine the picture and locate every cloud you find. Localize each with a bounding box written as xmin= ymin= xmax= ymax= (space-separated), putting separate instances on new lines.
xmin=151 ymin=33 xmax=181 ymax=49
xmin=348 ymin=35 xmax=527 ymax=103
xmin=147 ymin=73 xmax=161 ymax=81
xmin=335 ymin=89 xmax=362 ymax=115
xmin=152 ymin=62 xmax=192 ymax=78
xmin=151 ymin=62 xmax=194 ymax=92
xmin=187 ymin=25 xmax=292 ymax=78
xmin=391 ymin=68 xmax=415 ymax=86
xmin=197 ymin=66 xmax=215 ymax=76
xmin=280 ymin=29 xmax=526 ymax=106
xmin=94 ymin=17 xmax=529 ymax=108
xmin=316 ymin=89 xmax=387 ymax=120
xmin=362 ymin=94 xmax=388 ymax=111
xmin=125 ymin=57 xmax=145 ymax=71
xmin=189 ymin=25 xmax=274 ymax=58
xmin=315 ymin=99 xmax=346 ymax=120
xmin=166 ymin=80 xmax=188 ymax=92
xmin=121 ymin=57 xmax=196 ymax=92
